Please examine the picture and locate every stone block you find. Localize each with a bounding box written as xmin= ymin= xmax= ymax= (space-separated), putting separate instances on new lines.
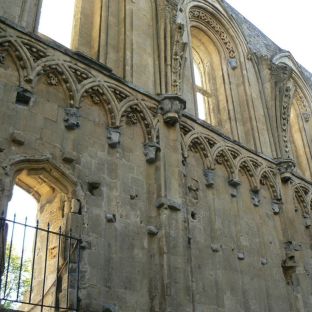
xmin=10 ymin=130 xmax=25 ymax=145
xmin=62 ymin=150 xmax=77 ymax=163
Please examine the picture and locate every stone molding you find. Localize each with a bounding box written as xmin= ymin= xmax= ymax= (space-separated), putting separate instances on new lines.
xmin=189 ymin=6 xmax=236 ymax=58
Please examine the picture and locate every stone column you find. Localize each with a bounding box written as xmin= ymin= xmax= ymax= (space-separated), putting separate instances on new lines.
xmin=71 ymin=0 xmax=102 ymax=59
xmin=271 ymin=63 xmax=295 ymax=160
xmin=155 ymin=95 xmax=192 ymax=311
xmin=0 ymin=0 xmax=41 ymax=31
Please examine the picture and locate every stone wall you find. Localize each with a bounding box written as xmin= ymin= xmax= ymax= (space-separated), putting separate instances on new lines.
xmin=0 ymin=1 xmax=312 ymax=311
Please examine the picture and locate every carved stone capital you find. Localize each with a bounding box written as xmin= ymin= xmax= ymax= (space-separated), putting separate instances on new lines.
xmin=271 ymin=63 xmax=293 ymax=83
xmin=203 ymin=169 xmax=214 ymax=187
xmin=107 ymin=127 xmax=121 ymax=148
xmin=64 ymin=108 xmax=80 ymax=130
xmin=275 ymin=158 xmax=296 ymax=183
xmin=158 ymin=94 xmax=186 ymax=126
xmin=272 ymin=200 xmax=281 ymax=215
xmin=143 ymin=142 xmax=160 ymax=163
xmin=251 ymin=189 xmax=261 ymax=207
xmin=228 ymin=178 xmax=240 ymax=197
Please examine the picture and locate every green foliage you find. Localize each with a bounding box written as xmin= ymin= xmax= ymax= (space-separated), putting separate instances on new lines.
xmin=0 ymin=246 xmax=31 ymax=309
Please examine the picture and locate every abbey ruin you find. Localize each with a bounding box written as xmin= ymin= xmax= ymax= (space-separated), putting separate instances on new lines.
xmin=1 ymin=0 xmax=312 ymax=311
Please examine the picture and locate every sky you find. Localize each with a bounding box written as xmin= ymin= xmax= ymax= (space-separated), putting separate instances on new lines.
xmin=38 ymin=0 xmax=76 ymax=48
xmin=225 ymin=0 xmax=312 ymax=72
xmin=36 ymin=0 xmax=312 ymax=72
xmin=6 ymin=186 xmax=37 ymax=259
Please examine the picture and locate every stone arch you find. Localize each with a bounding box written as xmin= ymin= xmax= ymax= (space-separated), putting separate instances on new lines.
xmin=236 ymin=156 xmax=259 ymax=191
xmin=0 ymin=156 xmax=83 ymax=309
xmin=2 ymin=156 xmax=78 ymax=210
xmin=78 ymin=80 xmax=119 ymax=127
xmin=188 ymin=6 xmax=237 ymax=59
xmin=292 ymin=182 xmax=311 ymax=216
xmin=31 ymin=59 xmax=79 ymax=106
xmin=118 ymin=97 xmax=156 ymax=143
xmin=212 ymin=144 xmax=237 ymax=180
xmin=106 ymin=82 xmax=133 ymax=105
xmin=258 ymin=167 xmax=281 ymax=201
xmin=184 ymin=131 xmax=215 ymax=170
xmin=0 ymin=34 xmax=33 ymax=86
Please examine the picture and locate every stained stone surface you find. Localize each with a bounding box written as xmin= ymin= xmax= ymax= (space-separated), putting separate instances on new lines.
xmin=0 ymin=1 xmax=312 ymax=311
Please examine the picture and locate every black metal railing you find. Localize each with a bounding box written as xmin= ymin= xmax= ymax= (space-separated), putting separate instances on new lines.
xmin=0 ymin=216 xmax=81 ymax=311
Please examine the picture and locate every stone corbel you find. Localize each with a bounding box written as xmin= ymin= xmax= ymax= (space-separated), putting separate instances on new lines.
xmin=275 ymin=158 xmax=296 ymax=183
xmin=251 ymin=189 xmax=261 ymax=207
xmin=272 ymin=200 xmax=281 ymax=215
xmin=228 ymin=178 xmax=240 ymax=197
xmin=158 ymin=94 xmax=186 ymax=126
xmin=64 ymin=108 xmax=80 ymax=130
xmin=143 ymin=142 xmax=160 ymax=163
xmin=203 ymin=169 xmax=214 ymax=187
xmin=107 ymin=127 xmax=121 ymax=148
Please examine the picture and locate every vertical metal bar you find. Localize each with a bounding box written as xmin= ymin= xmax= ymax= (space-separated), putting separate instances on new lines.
xmin=66 ymin=230 xmax=72 ymax=309
xmin=76 ymin=239 xmax=81 ymax=311
xmin=29 ymin=219 xmax=39 ymax=303
xmin=41 ymin=223 xmax=50 ymax=312
xmin=0 ymin=218 xmax=7 ymax=294
xmin=16 ymin=216 xmax=27 ymax=300
xmin=54 ymin=226 xmax=62 ymax=309
xmin=3 ymin=214 xmax=16 ymax=300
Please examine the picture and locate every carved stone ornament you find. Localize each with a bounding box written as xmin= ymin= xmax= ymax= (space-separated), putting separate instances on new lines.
xmin=107 ymin=127 xmax=121 ymax=148
xmin=228 ymin=178 xmax=240 ymax=197
xmin=203 ymin=169 xmax=214 ymax=187
xmin=282 ymin=241 xmax=297 ymax=268
xmin=251 ymin=189 xmax=261 ymax=207
xmin=189 ymin=7 xmax=236 ymax=58
xmin=47 ymin=73 xmax=59 ymax=86
xmin=188 ymin=178 xmax=199 ymax=201
xmin=302 ymin=112 xmax=311 ymax=122
xmin=275 ymin=158 xmax=295 ymax=183
xmin=304 ymin=217 xmax=312 ymax=229
xmin=143 ymin=142 xmax=160 ymax=163
xmin=0 ymin=52 xmax=5 ymax=64
xmin=126 ymin=111 xmax=138 ymax=125
xmin=271 ymin=63 xmax=293 ymax=83
xmin=158 ymin=94 xmax=186 ymax=126
xmin=228 ymin=58 xmax=238 ymax=70
xmin=64 ymin=108 xmax=80 ymax=130
xmin=272 ymin=200 xmax=281 ymax=215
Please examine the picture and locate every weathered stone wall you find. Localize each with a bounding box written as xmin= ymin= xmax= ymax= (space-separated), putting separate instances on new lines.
xmin=0 ymin=0 xmax=312 ymax=311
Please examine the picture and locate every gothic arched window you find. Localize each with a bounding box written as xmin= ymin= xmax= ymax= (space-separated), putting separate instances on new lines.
xmin=191 ymin=26 xmax=226 ymax=128
xmin=193 ymin=52 xmax=211 ymax=120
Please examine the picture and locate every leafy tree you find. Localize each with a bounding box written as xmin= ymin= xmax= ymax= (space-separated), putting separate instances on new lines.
xmin=0 ymin=246 xmax=31 ymax=309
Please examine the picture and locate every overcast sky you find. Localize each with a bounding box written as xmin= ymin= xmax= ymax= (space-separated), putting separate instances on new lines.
xmin=225 ymin=0 xmax=312 ymax=72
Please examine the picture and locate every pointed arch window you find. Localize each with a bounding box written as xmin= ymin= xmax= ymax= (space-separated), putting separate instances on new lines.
xmin=193 ymin=54 xmax=211 ymax=120
xmin=190 ymin=26 xmax=227 ymax=129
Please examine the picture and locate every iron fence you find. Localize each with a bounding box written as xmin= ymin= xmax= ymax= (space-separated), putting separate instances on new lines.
xmin=0 ymin=216 xmax=81 ymax=311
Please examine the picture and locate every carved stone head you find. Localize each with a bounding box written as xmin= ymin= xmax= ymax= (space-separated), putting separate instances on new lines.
xmin=158 ymin=94 xmax=186 ymax=126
